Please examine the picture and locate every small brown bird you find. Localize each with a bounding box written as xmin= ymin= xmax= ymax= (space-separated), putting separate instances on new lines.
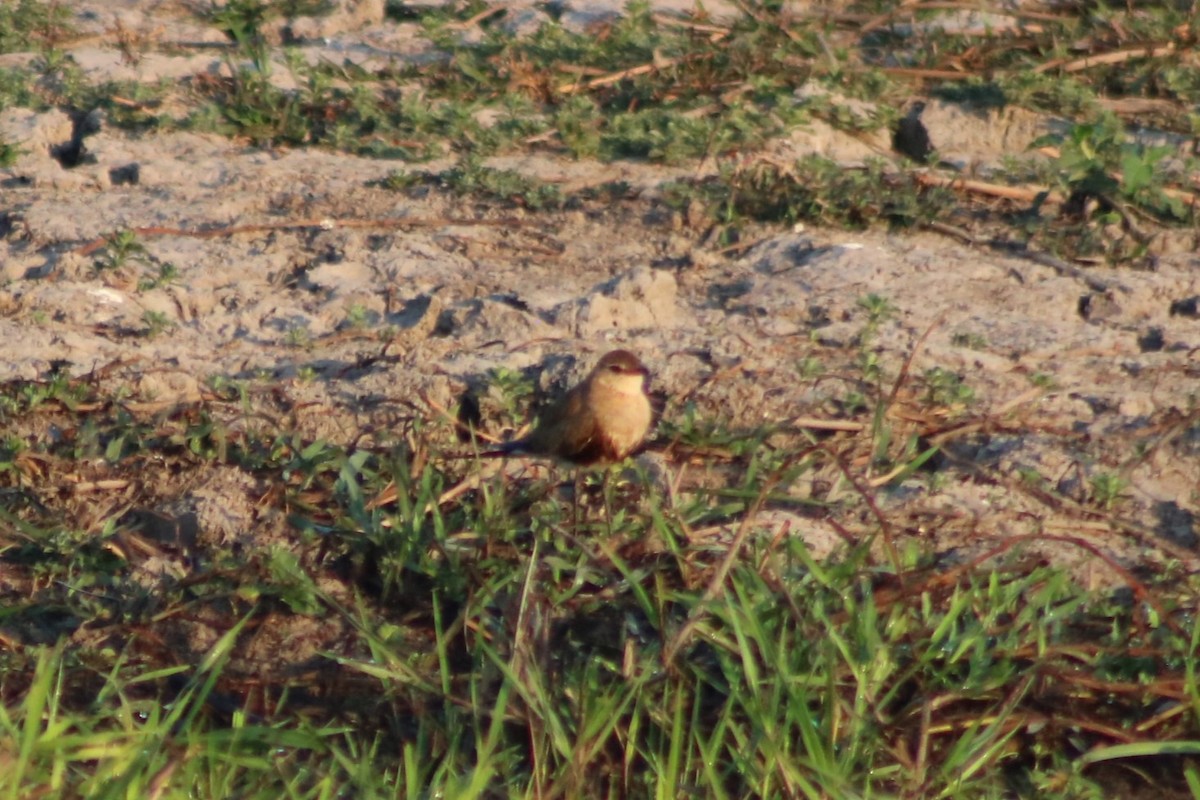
xmin=489 ymin=349 xmax=653 ymax=465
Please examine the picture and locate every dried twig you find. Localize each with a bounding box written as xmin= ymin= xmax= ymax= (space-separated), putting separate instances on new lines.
xmin=445 ymin=3 xmax=508 ymax=30
xmin=556 ymin=48 xmax=719 ymax=94
xmin=1035 ymin=42 xmax=1177 ymax=74
xmin=913 ymin=172 xmax=1064 ymax=205
xmin=791 ymin=417 xmax=865 ymax=432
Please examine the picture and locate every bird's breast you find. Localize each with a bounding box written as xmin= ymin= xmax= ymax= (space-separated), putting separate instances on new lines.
xmin=590 ymin=385 xmax=652 ymax=459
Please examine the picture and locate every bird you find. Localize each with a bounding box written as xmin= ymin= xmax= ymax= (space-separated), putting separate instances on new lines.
xmin=486 ymin=349 xmax=653 ymax=465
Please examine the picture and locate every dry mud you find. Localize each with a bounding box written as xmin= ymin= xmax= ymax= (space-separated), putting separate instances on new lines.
xmin=2 ymin=0 xmax=1200 ymax=597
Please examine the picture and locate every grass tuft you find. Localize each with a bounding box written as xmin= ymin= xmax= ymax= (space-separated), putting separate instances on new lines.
xmin=0 ymin=369 xmax=1198 ymax=796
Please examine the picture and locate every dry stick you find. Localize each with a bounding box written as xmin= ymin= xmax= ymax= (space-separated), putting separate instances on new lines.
xmin=556 ymin=48 xmax=719 ymax=94
xmin=791 ymin=417 xmax=864 ymax=433
xmin=661 ymin=477 xmax=775 ymax=666
xmin=717 ymin=230 xmax=786 ymax=257
xmin=913 ymin=697 xmax=932 ymax=790
xmin=884 ymin=67 xmax=977 ymax=80
xmin=1035 ymin=669 xmax=1187 ymax=702
xmin=1056 ymin=504 xmax=1200 ymax=578
xmin=71 ymin=216 xmax=540 ymax=257
xmin=989 ymin=386 xmax=1047 ymax=418
xmin=558 ymin=63 xmax=658 ymax=93
xmin=945 ymin=22 xmax=1047 ymax=37
xmin=991 ymin=246 xmax=1129 ymax=295
xmin=649 ymin=13 xmax=729 ymax=35
xmin=886 ymin=311 xmax=947 ymax=410
xmin=917 ymin=167 xmax=1188 ymax=293
xmin=924 ymin=708 xmax=1138 ymax=744
xmin=913 ymin=172 xmax=1064 ymax=205
xmin=700 ymin=0 xmax=1068 ymax=30
xmin=1119 ymin=407 xmax=1200 ymax=477
xmin=71 ymin=479 xmax=132 ymax=493
xmin=812 ymin=155 xmax=1196 ymax=241
xmin=1135 ymin=700 xmax=1189 ymax=733
xmin=1034 ymin=42 xmax=1177 ymax=74
xmin=754 ymin=519 xmax=793 ymax=575
xmin=922 ymin=220 xmax=977 ymax=244
xmin=445 ymin=3 xmax=508 ymax=30
xmin=1098 ymin=96 xmax=1181 ymax=115
xmin=819 ymin=442 xmax=907 ymax=585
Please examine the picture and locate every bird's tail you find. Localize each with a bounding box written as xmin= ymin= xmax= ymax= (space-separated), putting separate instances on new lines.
xmin=478 ymin=439 xmax=529 ymax=458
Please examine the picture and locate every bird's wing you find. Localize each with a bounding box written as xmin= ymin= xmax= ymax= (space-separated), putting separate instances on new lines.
xmin=530 ymin=386 xmax=600 ymax=461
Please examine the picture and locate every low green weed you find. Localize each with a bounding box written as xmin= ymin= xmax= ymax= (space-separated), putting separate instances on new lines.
xmin=0 ymin=381 xmax=1198 ymax=797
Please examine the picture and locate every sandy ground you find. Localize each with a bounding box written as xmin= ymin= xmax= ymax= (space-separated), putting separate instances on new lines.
xmin=3 ymin=0 xmax=1200 ymax=587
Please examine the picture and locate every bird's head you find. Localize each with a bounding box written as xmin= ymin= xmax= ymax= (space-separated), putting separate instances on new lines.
xmin=589 ymin=349 xmax=650 ymax=396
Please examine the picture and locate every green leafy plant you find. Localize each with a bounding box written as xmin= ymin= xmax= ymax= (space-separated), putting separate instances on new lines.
xmin=390 ymin=157 xmax=564 ymax=210
xmin=209 ymin=0 xmax=274 ymax=73
xmin=284 ymin=325 xmax=312 ymax=349
xmin=486 ymin=365 xmax=536 ymax=422
xmin=342 ymin=303 xmax=371 ymax=330
xmin=0 ymin=0 xmax=73 ymax=55
xmin=93 ymin=230 xmax=148 ymax=272
xmin=140 ymin=309 xmax=174 ymax=338
xmin=136 ymin=262 xmax=179 ymax=292
xmin=1088 ymin=471 xmax=1128 ymax=510
xmin=0 ymin=138 xmax=20 ymax=167
xmin=922 ymin=367 xmax=975 ymax=409
xmin=950 ymin=331 xmax=988 ymax=350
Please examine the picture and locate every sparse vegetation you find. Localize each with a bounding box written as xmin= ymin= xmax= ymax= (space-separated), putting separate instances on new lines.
xmin=140 ymin=309 xmax=174 ymax=338
xmin=136 ymin=262 xmax=179 ymax=292
xmin=0 ymin=0 xmax=72 ymax=55
xmin=342 ymin=303 xmax=372 ymax=330
xmin=951 ymin=331 xmax=988 ymax=350
xmin=856 ymin=292 xmax=895 ymax=342
xmin=284 ymin=325 xmax=313 ymax=349
xmin=2 ymin=367 xmax=1200 ymax=797
xmin=0 ymin=138 xmax=20 ymax=167
xmin=484 ymin=363 xmax=538 ymax=425
xmin=4 ymin=1 xmax=1200 ymax=798
xmin=0 ymin=1 xmax=1194 ymax=264
xmin=385 ymin=157 xmax=565 ymax=210
xmin=93 ymin=229 xmax=149 ymax=272
xmin=921 ymin=366 xmax=975 ymax=410
xmin=1089 ymin=471 xmax=1130 ymax=511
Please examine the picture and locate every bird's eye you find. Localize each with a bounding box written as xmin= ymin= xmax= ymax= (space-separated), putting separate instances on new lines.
xmin=609 ymin=364 xmax=622 ymax=372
